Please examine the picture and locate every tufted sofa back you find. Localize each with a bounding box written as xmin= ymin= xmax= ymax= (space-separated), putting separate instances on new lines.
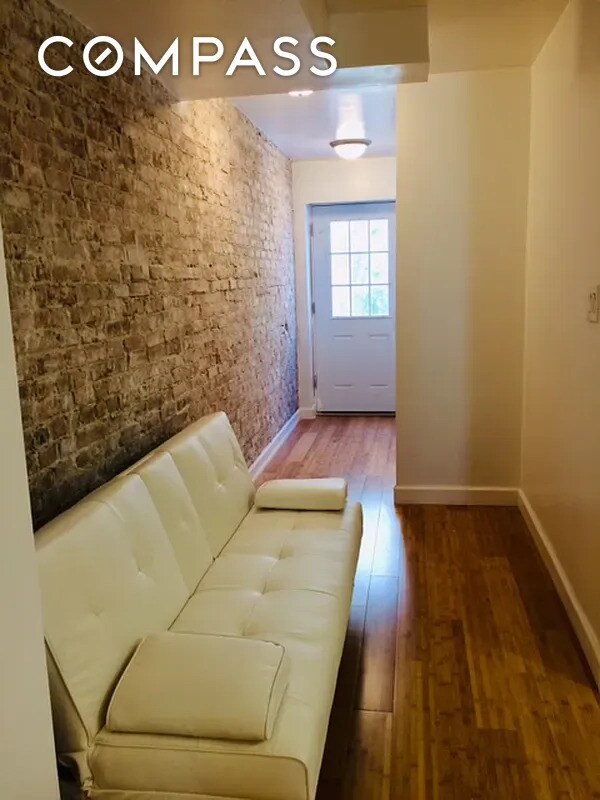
xmin=35 ymin=412 xmax=255 ymax=755
xmin=135 ymin=412 xmax=255 ymax=561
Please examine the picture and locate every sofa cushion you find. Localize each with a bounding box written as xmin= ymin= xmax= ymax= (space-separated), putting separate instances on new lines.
xmin=255 ymin=478 xmax=347 ymax=511
xmin=107 ymin=632 xmax=290 ymax=741
xmin=36 ymin=475 xmax=190 ymax=750
xmin=152 ymin=412 xmax=255 ymax=557
xmin=91 ymin=700 xmax=318 ymax=800
xmin=171 ymin=504 xmax=363 ymax=641
xmin=131 ymin=451 xmax=214 ymax=592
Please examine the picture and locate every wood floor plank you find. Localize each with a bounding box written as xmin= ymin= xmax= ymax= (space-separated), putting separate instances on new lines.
xmin=256 ymin=415 xmax=600 ymax=800
xmin=320 ymin=601 xmax=367 ymax=781
xmin=355 ymin=475 xmax=384 ymax=579
xmin=343 ymin=711 xmax=393 ymax=800
xmin=358 ymin=575 xmax=399 ymax=712
xmin=371 ymin=477 xmax=402 ymax=578
xmin=287 ymin=430 xmax=319 ymax=463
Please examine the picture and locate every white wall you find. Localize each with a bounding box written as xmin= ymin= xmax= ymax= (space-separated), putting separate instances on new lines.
xmin=395 ymin=69 xmax=531 ymax=502
xmin=0 ymin=223 xmax=59 ymax=800
xmin=521 ymin=0 xmax=600 ymax=683
xmin=292 ymin=157 xmax=397 ymax=413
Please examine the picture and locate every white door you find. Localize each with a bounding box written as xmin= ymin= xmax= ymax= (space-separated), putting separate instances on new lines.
xmin=311 ymin=202 xmax=396 ymax=413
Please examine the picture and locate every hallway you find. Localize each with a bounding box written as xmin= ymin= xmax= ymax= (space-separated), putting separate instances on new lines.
xmin=259 ymin=416 xmax=600 ymax=800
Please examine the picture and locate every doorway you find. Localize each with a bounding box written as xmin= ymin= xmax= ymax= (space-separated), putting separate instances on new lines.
xmin=311 ymin=202 xmax=396 ymax=413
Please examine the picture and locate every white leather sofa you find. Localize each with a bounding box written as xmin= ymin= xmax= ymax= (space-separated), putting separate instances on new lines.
xmin=36 ymin=412 xmax=363 ymax=800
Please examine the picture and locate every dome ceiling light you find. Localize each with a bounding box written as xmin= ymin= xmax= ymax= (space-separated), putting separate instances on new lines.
xmin=330 ymin=138 xmax=372 ymax=160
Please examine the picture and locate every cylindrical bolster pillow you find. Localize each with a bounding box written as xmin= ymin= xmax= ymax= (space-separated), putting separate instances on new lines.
xmin=106 ymin=632 xmax=289 ymax=741
xmin=255 ymin=478 xmax=347 ymax=511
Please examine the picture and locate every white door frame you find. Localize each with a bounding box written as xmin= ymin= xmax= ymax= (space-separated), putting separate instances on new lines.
xmin=291 ymin=158 xmax=397 ymax=418
xmin=309 ymin=201 xmax=396 ymax=414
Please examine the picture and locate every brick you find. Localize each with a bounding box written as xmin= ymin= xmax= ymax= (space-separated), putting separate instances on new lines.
xmin=0 ymin=0 xmax=297 ymax=528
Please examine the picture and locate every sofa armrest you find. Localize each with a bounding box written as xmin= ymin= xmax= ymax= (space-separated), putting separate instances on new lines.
xmin=255 ymin=478 xmax=347 ymax=511
xmin=106 ymin=632 xmax=289 ymax=741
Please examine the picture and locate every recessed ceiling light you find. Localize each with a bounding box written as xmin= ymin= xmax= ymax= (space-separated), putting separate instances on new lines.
xmin=288 ymin=89 xmax=314 ymax=97
xmin=330 ymin=138 xmax=372 ymax=160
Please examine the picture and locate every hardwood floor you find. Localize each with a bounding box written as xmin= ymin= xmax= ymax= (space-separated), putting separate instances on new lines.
xmin=258 ymin=416 xmax=600 ymax=800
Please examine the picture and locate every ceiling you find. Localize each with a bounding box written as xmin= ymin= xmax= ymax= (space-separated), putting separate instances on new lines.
xmin=233 ymin=0 xmax=567 ymax=160
xmin=233 ymin=84 xmax=397 ymax=161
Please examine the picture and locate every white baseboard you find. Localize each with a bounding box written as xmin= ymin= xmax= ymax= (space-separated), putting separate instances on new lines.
xmin=394 ymin=485 xmax=519 ymax=506
xmin=299 ymin=406 xmax=317 ymax=420
xmin=249 ymin=410 xmax=300 ymax=480
xmin=518 ymin=490 xmax=600 ymax=689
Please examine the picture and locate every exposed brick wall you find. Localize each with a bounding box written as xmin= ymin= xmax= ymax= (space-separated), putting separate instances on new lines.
xmin=0 ymin=0 xmax=298 ymax=527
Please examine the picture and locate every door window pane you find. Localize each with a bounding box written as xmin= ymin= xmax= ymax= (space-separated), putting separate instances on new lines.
xmin=330 ymin=221 xmax=349 ymax=253
xmin=370 ymin=286 xmax=389 ymax=316
xmin=351 ymin=286 xmax=370 ymax=317
xmin=332 ymin=286 xmax=351 ymax=317
xmin=370 ymin=252 xmax=389 ymax=284
xmin=331 ymin=254 xmax=349 ymax=285
xmin=327 ymin=212 xmax=391 ymax=318
xmin=350 ymin=220 xmax=369 ymax=252
xmin=351 ymin=253 xmax=369 ymax=284
xmin=370 ymin=219 xmax=389 ymax=251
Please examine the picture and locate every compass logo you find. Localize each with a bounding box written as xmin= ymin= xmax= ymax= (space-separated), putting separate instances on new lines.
xmin=37 ymin=35 xmax=337 ymax=79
